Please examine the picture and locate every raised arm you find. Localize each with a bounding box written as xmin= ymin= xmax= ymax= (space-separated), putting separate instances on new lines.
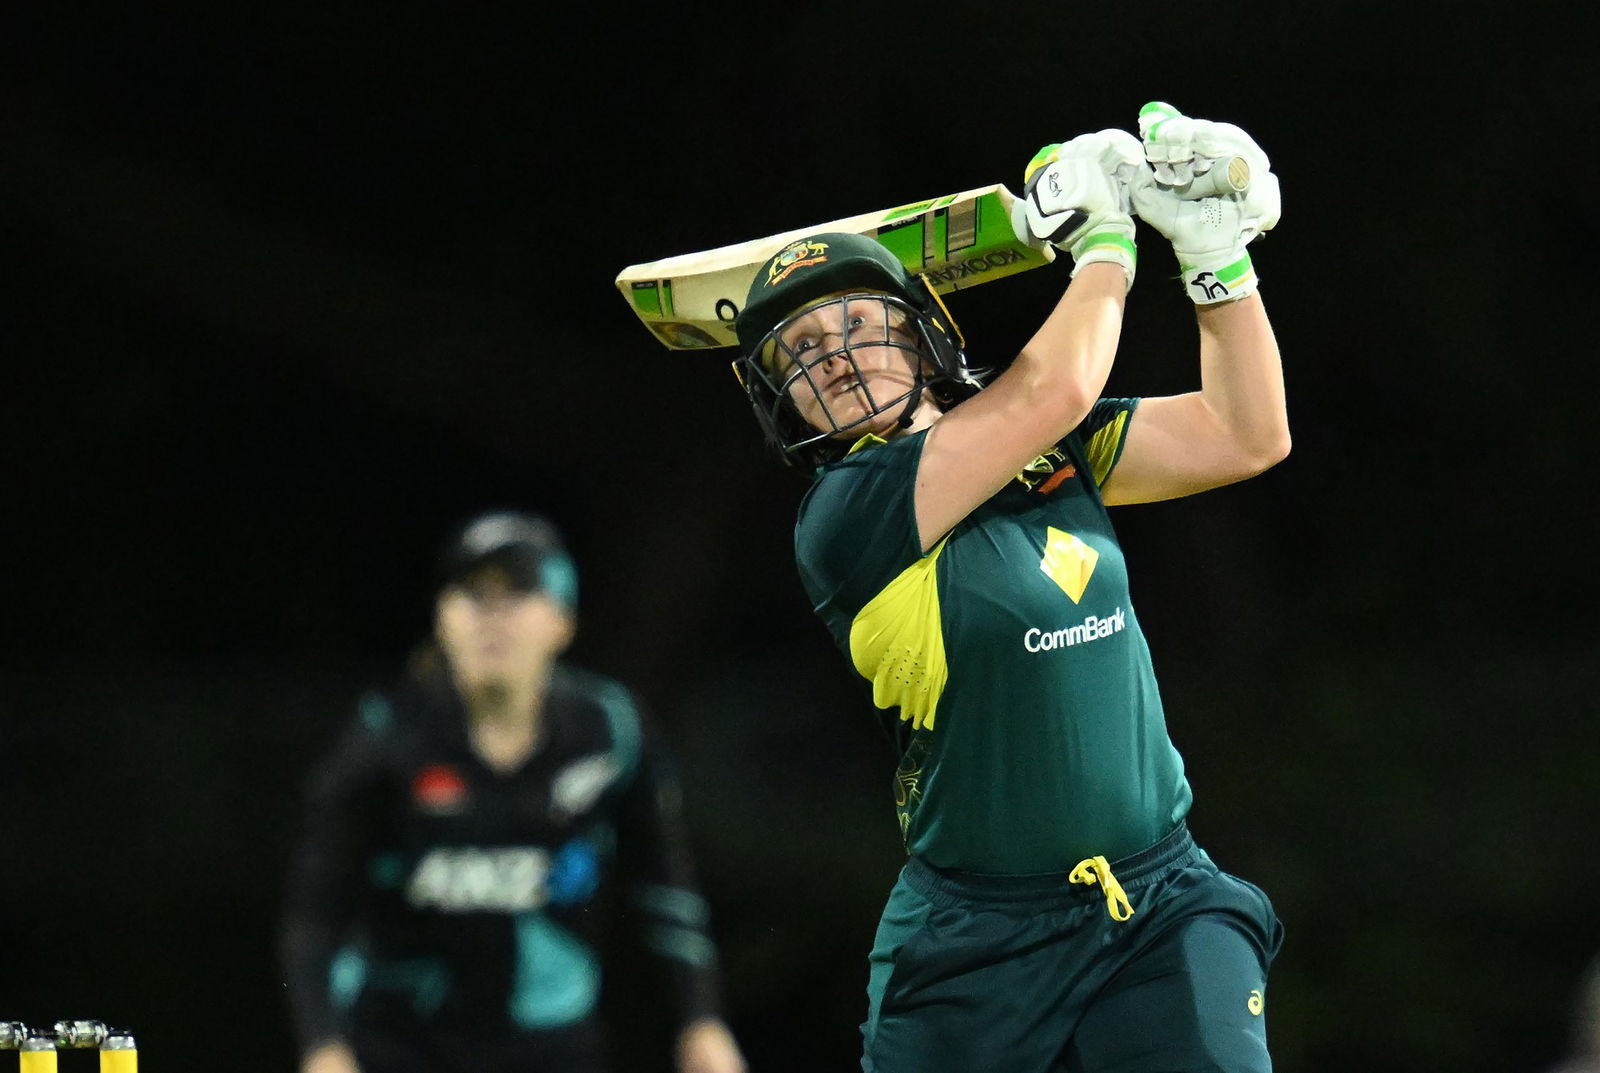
xmin=1104 ymin=292 xmax=1289 ymax=505
xmin=914 ymin=131 xmax=1145 ymax=550
xmin=1105 ymin=103 xmax=1290 ymax=506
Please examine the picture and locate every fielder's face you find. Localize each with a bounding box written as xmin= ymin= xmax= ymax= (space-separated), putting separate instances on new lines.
xmin=767 ymin=293 xmax=925 ymax=439
xmin=435 ymin=566 xmax=573 ymax=691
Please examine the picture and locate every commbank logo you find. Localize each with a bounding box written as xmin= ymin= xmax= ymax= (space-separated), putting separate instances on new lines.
xmin=1023 ymin=608 xmax=1126 ymax=653
xmin=1039 ymin=526 xmax=1097 ymax=603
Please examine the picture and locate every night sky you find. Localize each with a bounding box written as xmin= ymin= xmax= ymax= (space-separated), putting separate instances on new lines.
xmin=4 ymin=5 xmax=1597 ymax=1072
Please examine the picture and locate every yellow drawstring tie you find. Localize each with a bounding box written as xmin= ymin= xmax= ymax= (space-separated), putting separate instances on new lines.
xmin=1070 ymin=856 xmax=1135 ymax=921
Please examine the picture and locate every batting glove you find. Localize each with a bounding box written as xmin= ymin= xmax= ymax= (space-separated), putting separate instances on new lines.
xmin=1011 ymin=129 xmax=1145 ymax=290
xmin=1130 ymin=102 xmax=1281 ymax=305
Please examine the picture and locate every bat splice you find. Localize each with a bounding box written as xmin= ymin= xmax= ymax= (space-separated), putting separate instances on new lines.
xmin=616 ymin=184 xmax=1054 ymax=351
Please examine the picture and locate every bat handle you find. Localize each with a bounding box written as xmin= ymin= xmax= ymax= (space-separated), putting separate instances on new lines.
xmin=1177 ymin=155 xmax=1251 ymax=199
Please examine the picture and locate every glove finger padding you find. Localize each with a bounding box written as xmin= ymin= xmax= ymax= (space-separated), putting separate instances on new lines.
xmin=1010 ymin=128 xmax=1144 ymax=289
xmin=1132 ymin=102 xmax=1281 ymax=304
xmin=1138 ymin=102 xmax=1272 ymax=196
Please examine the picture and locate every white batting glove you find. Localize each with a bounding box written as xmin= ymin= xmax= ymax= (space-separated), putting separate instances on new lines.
xmin=1130 ymin=102 xmax=1281 ymax=305
xmin=1011 ymin=129 xmax=1145 ymax=290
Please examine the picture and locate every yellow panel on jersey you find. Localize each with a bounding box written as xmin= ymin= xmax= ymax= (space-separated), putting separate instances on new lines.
xmin=1082 ymin=407 xmax=1131 ymax=488
xmin=849 ymin=537 xmax=951 ymax=731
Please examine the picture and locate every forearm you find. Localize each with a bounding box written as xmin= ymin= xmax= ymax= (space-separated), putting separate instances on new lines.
xmin=280 ymin=796 xmax=373 ymax=1051
xmin=1002 ymin=132 xmax=1141 ymax=424
xmin=619 ymin=739 xmax=728 ymax=1029
xmin=1010 ymin=261 xmax=1127 ymax=419
xmin=1195 ymin=293 xmax=1290 ymax=464
xmin=279 ymin=901 xmax=351 ymax=1052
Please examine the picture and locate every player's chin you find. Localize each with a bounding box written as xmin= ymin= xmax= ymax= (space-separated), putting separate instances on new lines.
xmin=821 ymin=405 xmax=902 ymax=442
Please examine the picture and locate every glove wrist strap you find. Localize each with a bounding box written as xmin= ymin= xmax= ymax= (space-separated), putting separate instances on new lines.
xmin=1070 ymin=223 xmax=1137 ymax=291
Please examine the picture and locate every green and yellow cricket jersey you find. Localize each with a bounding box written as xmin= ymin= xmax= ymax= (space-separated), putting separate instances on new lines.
xmin=795 ymin=398 xmax=1192 ymax=874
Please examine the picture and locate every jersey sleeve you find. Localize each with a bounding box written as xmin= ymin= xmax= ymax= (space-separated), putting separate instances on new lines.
xmin=605 ymin=689 xmax=727 ymax=1032
xmin=1077 ymin=396 xmax=1142 ymax=491
xmin=794 ymin=433 xmax=928 ymax=646
xmin=277 ymin=690 xmax=395 ymax=1056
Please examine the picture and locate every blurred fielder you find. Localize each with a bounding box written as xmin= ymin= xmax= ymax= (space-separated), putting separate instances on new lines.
xmin=278 ymin=510 xmax=746 ymax=1073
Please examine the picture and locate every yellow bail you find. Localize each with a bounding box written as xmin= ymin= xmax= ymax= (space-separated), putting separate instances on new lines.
xmin=19 ymin=1049 xmax=58 ymax=1073
xmin=101 ymin=1048 xmax=139 ymax=1073
xmin=1069 ymin=855 xmax=1135 ymax=921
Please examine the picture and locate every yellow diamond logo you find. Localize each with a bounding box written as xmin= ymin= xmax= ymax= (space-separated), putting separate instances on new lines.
xmin=1039 ymin=527 xmax=1098 ymax=603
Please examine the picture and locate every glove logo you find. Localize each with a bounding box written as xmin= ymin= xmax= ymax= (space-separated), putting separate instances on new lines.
xmin=1189 ymin=271 xmax=1230 ymax=301
xmin=1021 ymin=159 xmax=1090 ymax=246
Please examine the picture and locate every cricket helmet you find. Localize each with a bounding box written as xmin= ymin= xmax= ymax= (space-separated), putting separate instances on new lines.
xmin=731 ymin=232 xmax=982 ymax=470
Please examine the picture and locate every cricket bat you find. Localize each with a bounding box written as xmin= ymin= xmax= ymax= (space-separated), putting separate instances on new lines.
xmin=616 ymin=184 xmax=1054 ymax=351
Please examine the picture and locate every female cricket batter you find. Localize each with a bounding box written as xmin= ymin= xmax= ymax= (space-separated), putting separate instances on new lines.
xmin=278 ymin=510 xmax=747 ymax=1073
xmin=729 ymin=103 xmax=1289 ymax=1073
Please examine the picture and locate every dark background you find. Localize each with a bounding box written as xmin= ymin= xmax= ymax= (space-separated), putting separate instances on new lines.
xmin=3 ymin=4 xmax=1596 ymax=1072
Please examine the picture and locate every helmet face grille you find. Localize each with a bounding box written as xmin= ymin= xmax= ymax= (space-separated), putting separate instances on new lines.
xmin=732 ymin=293 xmax=980 ymax=469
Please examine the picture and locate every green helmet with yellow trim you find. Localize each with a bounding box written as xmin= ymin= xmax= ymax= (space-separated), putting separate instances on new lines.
xmin=731 ymin=232 xmax=982 ymax=471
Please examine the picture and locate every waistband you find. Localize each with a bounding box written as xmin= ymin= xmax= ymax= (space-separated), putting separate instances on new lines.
xmin=902 ymin=822 xmax=1197 ymax=907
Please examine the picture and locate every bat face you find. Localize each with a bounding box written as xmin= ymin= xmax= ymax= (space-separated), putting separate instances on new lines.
xmin=616 ymin=184 xmax=1054 ymax=351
